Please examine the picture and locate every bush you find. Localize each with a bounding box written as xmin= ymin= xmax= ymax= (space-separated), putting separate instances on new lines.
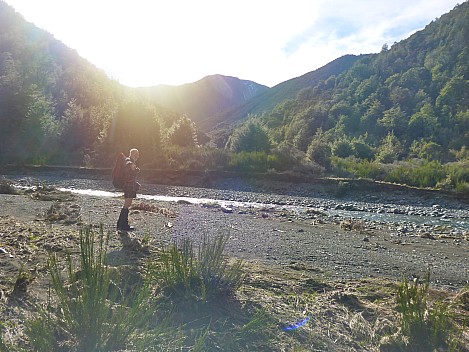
xmin=155 ymin=235 xmax=244 ymax=308
xmin=351 ymin=138 xmax=375 ymax=160
xmin=226 ymin=121 xmax=271 ymax=153
xmin=395 ymin=273 xmax=456 ymax=350
xmin=332 ymin=139 xmax=353 ymax=158
xmin=332 ymin=157 xmax=386 ymax=180
xmin=13 ymin=226 xmax=271 ymax=352
xmin=164 ymin=146 xmax=230 ymax=171
xmin=386 ymin=160 xmax=446 ymax=188
xmin=445 ymin=160 xmax=469 ymax=187
xmin=229 ymin=151 xmax=278 ymax=172
xmin=26 ymin=226 xmax=155 ymax=352
xmin=149 ymin=235 xmax=260 ymax=350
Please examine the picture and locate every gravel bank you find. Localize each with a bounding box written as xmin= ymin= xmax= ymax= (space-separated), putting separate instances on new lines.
xmin=2 ymin=172 xmax=468 ymax=289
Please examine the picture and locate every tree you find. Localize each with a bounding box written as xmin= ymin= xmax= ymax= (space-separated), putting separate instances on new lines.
xmin=332 ymin=138 xmax=353 ymax=158
xmin=306 ymin=129 xmax=331 ymax=169
xmin=166 ymin=115 xmax=198 ymax=148
xmin=375 ymin=131 xmax=403 ymax=163
xmin=22 ymin=85 xmax=59 ymax=163
xmin=226 ymin=121 xmax=271 ymax=153
xmin=377 ymin=105 xmax=408 ymax=137
xmin=408 ymin=103 xmax=439 ymax=139
xmin=351 ymin=136 xmax=375 ymax=160
xmin=410 ymin=140 xmax=442 ymax=160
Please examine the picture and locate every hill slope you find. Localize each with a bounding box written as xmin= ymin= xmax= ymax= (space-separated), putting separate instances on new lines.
xmin=199 ymin=54 xmax=362 ymax=131
xmin=135 ymin=75 xmax=269 ymax=125
xmin=227 ymin=1 xmax=469 ymax=164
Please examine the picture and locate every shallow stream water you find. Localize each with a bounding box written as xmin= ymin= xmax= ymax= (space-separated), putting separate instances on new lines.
xmin=58 ymin=187 xmax=469 ymax=231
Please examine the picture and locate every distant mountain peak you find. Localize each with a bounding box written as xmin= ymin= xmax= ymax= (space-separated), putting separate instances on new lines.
xmin=136 ymin=74 xmax=269 ymax=124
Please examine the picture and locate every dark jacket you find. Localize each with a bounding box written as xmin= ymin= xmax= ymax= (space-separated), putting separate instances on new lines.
xmin=124 ymin=157 xmax=140 ymax=192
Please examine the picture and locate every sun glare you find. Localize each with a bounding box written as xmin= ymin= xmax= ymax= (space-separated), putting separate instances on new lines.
xmin=3 ymin=0 xmax=463 ymax=87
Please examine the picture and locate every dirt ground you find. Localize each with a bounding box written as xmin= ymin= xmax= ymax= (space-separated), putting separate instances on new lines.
xmin=0 ymin=176 xmax=468 ymax=351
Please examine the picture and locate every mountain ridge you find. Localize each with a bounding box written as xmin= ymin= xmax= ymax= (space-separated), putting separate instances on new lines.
xmin=198 ymin=54 xmax=363 ymax=132
xmin=135 ymin=74 xmax=269 ymax=125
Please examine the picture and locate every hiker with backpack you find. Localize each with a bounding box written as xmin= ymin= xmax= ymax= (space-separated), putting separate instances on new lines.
xmin=115 ymin=148 xmax=140 ymax=231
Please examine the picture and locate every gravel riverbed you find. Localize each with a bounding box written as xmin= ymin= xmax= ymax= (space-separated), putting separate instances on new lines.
xmin=2 ymin=171 xmax=468 ymax=290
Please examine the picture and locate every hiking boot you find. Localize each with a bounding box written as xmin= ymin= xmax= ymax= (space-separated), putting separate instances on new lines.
xmin=117 ymin=208 xmax=135 ymax=231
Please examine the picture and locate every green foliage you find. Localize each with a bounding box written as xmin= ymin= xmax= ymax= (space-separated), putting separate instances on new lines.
xmin=148 ymin=235 xmax=261 ymax=351
xmin=386 ymin=160 xmax=446 ymax=188
xmin=395 ymin=274 xmax=456 ymax=350
xmin=409 ymin=140 xmax=442 ymax=160
xmin=332 ymin=157 xmax=386 ymax=180
xmin=155 ymin=235 xmax=244 ymax=306
xmin=28 ymin=225 xmax=155 ymax=352
xmin=306 ymin=129 xmax=331 ymax=169
xmin=163 ymin=145 xmax=229 ymax=171
xmin=166 ymin=115 xmax=198 ymax=148
xmin=332 ymin=138 xmax=353 ymax=158
xmin=226 ymin=120 xmax=271 ymax=153
xmin=450 ymin=146 xmax=469 ymax=161
xmin=351 ymin=136 xmax=375 ymax=160
xmin=228 ymin=151 xmax=278 ymax=173
xmin=375 ymin=132 xmax=404 ymax=164
xmin=444 ymin=160 xmax=469 ymax=186
xmin=408 ymin=103 xmax=440 ymax=140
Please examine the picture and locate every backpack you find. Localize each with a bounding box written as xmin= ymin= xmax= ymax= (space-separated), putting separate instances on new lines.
xmin=111 ymin=152 xmax=126 ymax=189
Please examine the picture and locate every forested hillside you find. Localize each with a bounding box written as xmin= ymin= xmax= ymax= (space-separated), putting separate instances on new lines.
xmin=1 ymin=0 xmax=468 ymax=191
xmin=201 ymin=54 xmax=361 ymax=132
xmin=223 ymin=1 xmax=468 ymax=190
xmin=0 ymin=1 xmax=185 ymax=167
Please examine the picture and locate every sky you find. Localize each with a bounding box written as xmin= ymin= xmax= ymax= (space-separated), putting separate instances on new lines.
xmin=3 ymin=0 xmax=463 ymax=88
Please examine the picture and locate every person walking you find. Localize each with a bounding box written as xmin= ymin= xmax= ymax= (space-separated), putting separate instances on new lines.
xmin=117 ymin=148 xmax=140 ymax=231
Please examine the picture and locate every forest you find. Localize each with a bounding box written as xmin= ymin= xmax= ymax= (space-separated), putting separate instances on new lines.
xmin=0 ymin=0 xmax=468 ymax=191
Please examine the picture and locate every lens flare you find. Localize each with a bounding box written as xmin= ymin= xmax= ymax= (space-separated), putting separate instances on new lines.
xmin=282 ymin=316 xmax=310 ymax=331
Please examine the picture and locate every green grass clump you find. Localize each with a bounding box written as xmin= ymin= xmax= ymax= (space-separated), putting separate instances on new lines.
xmin=27 ymin=225 xmax=156 ymax=352
xmin=394 ymin=273 xmax=457 ymax=351
xmin=156 ymin=235 xmax=244 ymax=306
xmin=150 ymin=235 xmax=274 ymax=350
xmin=6 ymin=228 xmax=272 ymax=351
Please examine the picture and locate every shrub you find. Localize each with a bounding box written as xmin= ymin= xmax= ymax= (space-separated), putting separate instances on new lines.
xmin=226 ymin=121 xmax=271 ymax=153
xmin=331 ymin=157 xmax=386 ymax=180
xmin=454 ymin=181 xmax=469 ymax=194
xmin=332 ymin=139 xmax=353 ymax=158
xmin=164 ymin=145 xmax=230 ymax=171
xmin=445 ymin=160 xmax=469 ymax=186
xmin=386 ymin=160 xmax=446 ymax=188
xmin=150 ymin=235 xmax=256 ymax=350
xmin=351 ymin=138 xmax=375 ymax=160
xmin=395 ymin=274 xmax=456 ymax=350
xmin=26 ymin=225 xmax=155 ymax=352
xmin=229 ymin=151 xmax=274 ymax=172
xmin=156 ymin=235 xmax=244 ymax=308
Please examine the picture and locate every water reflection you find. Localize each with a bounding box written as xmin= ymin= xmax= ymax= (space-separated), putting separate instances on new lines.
xmin=59 ymin=187 xmax=469 ymax=231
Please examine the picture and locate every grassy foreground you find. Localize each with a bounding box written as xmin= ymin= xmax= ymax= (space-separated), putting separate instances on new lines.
xmin=0 ymin=225 xmax=468 ymax=351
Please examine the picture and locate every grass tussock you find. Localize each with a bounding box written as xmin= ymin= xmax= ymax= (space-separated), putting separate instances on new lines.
xmin=383 ymin=273 xmax=463 ymax=351
xmin=1 ymin=225 xmax=468 ymax=351
xmin=26 ymin=225 xmax=155 ymax=352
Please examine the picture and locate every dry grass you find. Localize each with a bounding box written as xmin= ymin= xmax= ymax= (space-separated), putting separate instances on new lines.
xmin=131 ymin=201 xmax=176 ymax=217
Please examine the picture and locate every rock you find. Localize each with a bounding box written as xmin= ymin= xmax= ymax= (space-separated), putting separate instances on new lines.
xmin=420 ymin=233 xmax=436 ymax=240
xmin=221 ymin=206 xmax=233 ymax=213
